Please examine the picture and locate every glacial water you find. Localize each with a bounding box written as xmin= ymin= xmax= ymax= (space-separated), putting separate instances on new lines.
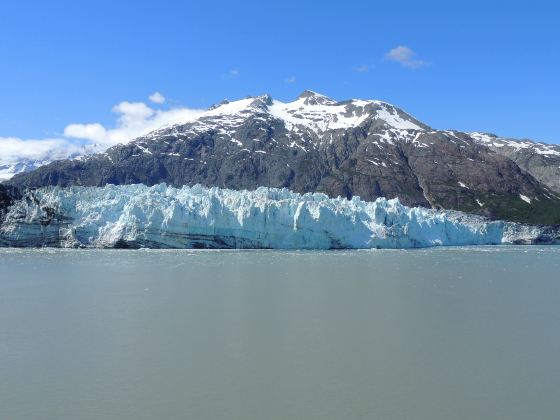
xmin=1 ymin=246 xmax=559 ymax=420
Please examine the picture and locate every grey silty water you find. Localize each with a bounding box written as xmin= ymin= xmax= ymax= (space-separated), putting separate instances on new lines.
xmin=1 ymin=246 xmax=559 ymax=420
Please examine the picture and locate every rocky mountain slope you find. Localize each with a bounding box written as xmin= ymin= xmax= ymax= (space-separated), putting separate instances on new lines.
xmin=0 ymin=184 xmax=17 ymax=219
xmin=470 ymin=132 xmax=560 ymax=193
xmin=6 ymin=91 xmax=560 ymax=224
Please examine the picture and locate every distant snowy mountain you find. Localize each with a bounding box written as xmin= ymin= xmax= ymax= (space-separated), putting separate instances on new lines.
xmin=0 ymin=158 xmax=52 ymax=181
xmin=6 ymin=91 xmax=560 ymax=224
xmin=0 ymin=143 xmax=100 ymax=181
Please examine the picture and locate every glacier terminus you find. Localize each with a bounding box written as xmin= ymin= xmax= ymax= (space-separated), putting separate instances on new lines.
xmin=1 ymin=183 xmax=558 ymax=249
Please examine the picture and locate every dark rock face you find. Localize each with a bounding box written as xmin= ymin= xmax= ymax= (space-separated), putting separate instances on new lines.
xmin=470 ymin=132 xmax=560 ymax=193
xmin=0 ymin=184 xmax=19 ymax=219
xmin=7 ymin=92 xmax=560 ymax=224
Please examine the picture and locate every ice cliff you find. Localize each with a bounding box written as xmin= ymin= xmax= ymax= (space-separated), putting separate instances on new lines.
xmin=0 ymin=184 xmax=557 ymax=249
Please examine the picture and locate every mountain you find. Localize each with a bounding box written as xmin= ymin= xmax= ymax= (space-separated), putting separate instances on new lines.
xmin=6 ymin=91 xmax=560 ymax=224
xmin=1 ymin=184 xmax=558 ymax=248
xmin=469 ymin=132 xmax=560 ymax=193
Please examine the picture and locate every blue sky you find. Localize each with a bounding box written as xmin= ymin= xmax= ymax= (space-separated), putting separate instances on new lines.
xmin=1 ymin=0 xmax=559 ymax=145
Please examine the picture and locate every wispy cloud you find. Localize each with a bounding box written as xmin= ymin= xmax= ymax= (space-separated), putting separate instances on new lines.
xmin=384 ymin=46 xmax=429 ymax=69
xmin=285 ymin=76 xmax=297 ymax=84
xmin=355 ymin=64 xmax=374 ymax=73
xmin=222 ymin=68 xmax=240 ymax=79
xmin=149 ymin=91 xmax=166 ymax=104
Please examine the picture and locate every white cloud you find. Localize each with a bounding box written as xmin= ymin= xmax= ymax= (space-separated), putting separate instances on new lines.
xmin=149 ymin=91 xmax=166 ymax=104
xmin=384 ymin=46 xmax=429 ymax=69
xmin=355 ymin=64 xmax=373 ymax=73
xmin=0 ymin=97 xmax=204 ymax=179
xmin=63 ymin=101 xmax=203 ymax=147
xmin=64 ymin=123 xmax=107 ymax=144
xmin=285 ymin=76 xmax=297 ymax=84
xmin=0 ymin=137 xmax=90 ymax=181
xmin=0 ymin=137 xmax=78 ymax=162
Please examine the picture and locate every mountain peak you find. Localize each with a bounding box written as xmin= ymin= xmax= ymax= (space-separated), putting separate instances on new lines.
xmin=297 ymin=90 xmax=335 ymax=105
xmin=250 ymin=94 xmax=273 ymax=107
xmin=208 ymin=99 xmax=230 ymax=111
xmin=297 ymin=90 xmax=320 ymax=98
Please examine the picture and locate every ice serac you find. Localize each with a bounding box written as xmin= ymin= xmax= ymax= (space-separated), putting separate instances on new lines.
xmin=1 ymin=184 xmax=557 ymax=249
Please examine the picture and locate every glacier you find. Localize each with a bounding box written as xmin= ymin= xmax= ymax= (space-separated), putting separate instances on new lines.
xmin=0 ymin=183 xmax=557 ymax=249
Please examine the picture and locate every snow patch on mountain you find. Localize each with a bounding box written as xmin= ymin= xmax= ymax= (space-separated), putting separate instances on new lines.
xmin=519 ymin=194 xmax=531 ymax=204
xmin=470 ymin=132 xmax=560 ymax=157
xmin=144 ymin=91 xmax=426 ymax=142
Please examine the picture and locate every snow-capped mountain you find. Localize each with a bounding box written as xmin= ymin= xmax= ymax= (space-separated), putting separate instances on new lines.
xmin=6 ymin=91 xmax=560 ymax=224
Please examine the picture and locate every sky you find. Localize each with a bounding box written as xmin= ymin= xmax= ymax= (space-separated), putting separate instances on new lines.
xmin=1 ymin=0 xmax=559 ymax=161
